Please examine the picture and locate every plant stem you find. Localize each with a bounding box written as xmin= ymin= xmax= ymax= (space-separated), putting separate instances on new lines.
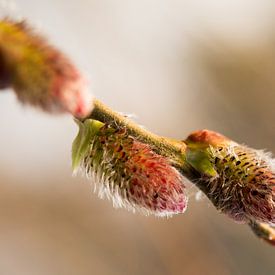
xmin=88 ymin=99 xmax=189 ymax=172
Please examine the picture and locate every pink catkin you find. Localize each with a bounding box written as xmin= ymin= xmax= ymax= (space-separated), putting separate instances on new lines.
xmin=126 ymin=140 xmax=187 ymax=215
xmin=186 ymin=130 xmax=275 ymax=224
xmin=0 ymin=19 xmax=93 ymax=117
xmin=82 ymin=124 xmax=188 ymax=216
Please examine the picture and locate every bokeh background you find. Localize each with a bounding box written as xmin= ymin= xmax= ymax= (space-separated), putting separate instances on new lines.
xmin=1 ymin=0 xmax=275 ymax=274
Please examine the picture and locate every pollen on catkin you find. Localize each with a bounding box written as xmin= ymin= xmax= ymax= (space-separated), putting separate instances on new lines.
xmin=72 ymin=119 xmax=188 ymax=217
xmin=0 ymin=18 xmax=93 ymax=117
xmin=185 ymin=130 xmax=275 ymax=224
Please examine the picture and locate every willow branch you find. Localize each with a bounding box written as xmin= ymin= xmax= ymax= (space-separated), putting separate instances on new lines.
xmin=88 ymin=99 xmax=190 ymax=174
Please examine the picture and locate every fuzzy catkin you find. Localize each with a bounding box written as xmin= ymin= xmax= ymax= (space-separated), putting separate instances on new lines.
xmin=185 ymin=130 xmax=275 ymax=224
xmin=72 ymin=119 xmax=188 ymax=217
xmin=0 ymin=19 xmax=93 ymax=117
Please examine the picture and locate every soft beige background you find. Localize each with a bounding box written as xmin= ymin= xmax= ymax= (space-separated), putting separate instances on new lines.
xmin=1 ymin=1 xmax=275 ymax=274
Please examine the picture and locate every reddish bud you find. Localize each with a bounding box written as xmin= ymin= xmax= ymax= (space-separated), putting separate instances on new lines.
xmin=185 ymin=130 xmax=275 ymax=224
xmin=72 ymin=119 xmax=188 ymax=217
xmin=0 ymin=19 xmax=93 ymax=117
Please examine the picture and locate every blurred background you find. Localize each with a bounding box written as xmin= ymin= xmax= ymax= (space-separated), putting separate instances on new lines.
xmin=1 ymin=0 xmax=275 ymax=274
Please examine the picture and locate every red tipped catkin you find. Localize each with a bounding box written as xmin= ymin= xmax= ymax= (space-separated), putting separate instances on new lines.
xmin=72 ymin=119 xmax=188 ymax=217
xmin=0 ymin=19 xmax=93 ymax=117
xmin=185 ymin=130 xmax=275 ymax=224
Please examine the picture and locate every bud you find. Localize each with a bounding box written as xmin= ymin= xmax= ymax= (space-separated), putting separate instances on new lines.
xmin=72 ymin=119 xmax=188 ymax=217
xmin=185 ymin=130 xmax=275 ymax=224
xmin=249 ymin=220 xmax=275 ymax=246
xmin=0 ymin=19 xmax=93 ymax=117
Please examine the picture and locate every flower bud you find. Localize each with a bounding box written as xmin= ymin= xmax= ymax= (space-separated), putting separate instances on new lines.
xmin=249 ymin=220 xmax=275 ymax=246
xmin=0 ymin=19 xmax=93 ymax=117
xmin=72 ymin=119 xmax=188 ymax=217
xmin=185 ymin=130 xmax=275 ymax=224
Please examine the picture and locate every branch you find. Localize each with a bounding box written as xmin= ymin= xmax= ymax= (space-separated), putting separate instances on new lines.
xmin=1 ymin=17 xmax=275 ymax=246
xmin=89 ymin=99 xmax=189 ymax=172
